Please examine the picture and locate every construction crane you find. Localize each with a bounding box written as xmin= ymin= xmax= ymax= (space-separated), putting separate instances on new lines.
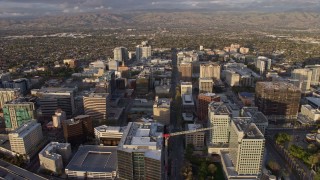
xmin=162 ymin=126 xmax=215 ymax=178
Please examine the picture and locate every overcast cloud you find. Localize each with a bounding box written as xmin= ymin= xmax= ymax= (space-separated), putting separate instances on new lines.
xmin=0 ymin=0 xmax=319 ymax=17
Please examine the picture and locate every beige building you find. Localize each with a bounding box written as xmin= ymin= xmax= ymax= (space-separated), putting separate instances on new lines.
xmin=83 ymin=93 xmax=110 ymax=121
xmin=0 ymin=88 xmax=20 ymax=109
xmin=208 ymin=102 xmax=231 ymax=144
xmin=39 ymin=142 xmax=71 ymax=174
xmin=291 ymin=68 xmax=312 ymax=92
xmin=52 ymin=109 xmax=66 ymax=128
xmin=199 ymin=78 xmax=214 ymax=93
xmin=180 ymin=82 xmax=192 ymax=96
xmin=94 ymin=125 xmax=125 ymax=146
xmin=179 ymin=63 xmax=192 ymax=82
xmin=185 ymin=124 xmax=205 ymax=150
xmin=239 ymin=47 xmax=249 ymax=54
xmin=225 ymin=70 xmax=240 ymax=87
xmin=228 ymin=118 xmax=265 ymax=177
xmin=153 ymin=97 xmax=171 ymax=125
xmin=9 ymin=120 xmax=43 ymax=155
xmin=200 ymin=63 xmax=221 ymax=80
xmin=301 ymin=105 xmax=320 ymax=121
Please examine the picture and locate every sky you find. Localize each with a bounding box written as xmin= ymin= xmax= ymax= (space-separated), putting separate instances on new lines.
xmin=0 ymin=0 xmax=319 ymax=17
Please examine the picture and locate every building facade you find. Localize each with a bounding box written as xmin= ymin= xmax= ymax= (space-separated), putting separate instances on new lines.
xmin=197 ymin=93 xmax=220 ymax=122
xmin=199 ymin=78 xmax=214 ymax=93
xmin=179 ymin=63 xmax=192 ymax=82
xmin=0 ymin=88 xmax=20 ymax=109
xmin=185 ymin=124 xmax=205 ymax=150
xmin=3 ymin=98 xmax=35 ymax=130
xmin=62 ymin=115 xmax=93 ymax=144
xmin=114 ymin=47 xmax=129 ymax=62
xmin=153 ymin=97 xmax=171 ymax=125
xmin=255 ymin=82 xmax=301 ymax=122
xmin=180 ymin=82 xmax=192 ymax=96
xmin=83 ymin=93 xmax=110 ymax=121
xmin=9 ymin=120 xmax=43 ymax=155
xmin=291 ymin=68 xmax=312 ymax=92
xmin=200 ymin=63 xmax=221 ymax=80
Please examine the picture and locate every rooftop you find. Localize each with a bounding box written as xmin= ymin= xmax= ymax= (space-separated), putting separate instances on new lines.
xmin=306 ymin=97 xmax=320 ymax=108
xmin=118 ymin=122 xmax=163 ymax=160
xmin=84 ymin=93 xmax=109 ymax=98
xmin=209 ymin=102 xmax=231 ymax=115
xmin=39 ymin=142 xmax=70 ymax=161
xmin=233 ymin=118 xmax=264 ymax=139
xmin=10 ymin=120 xmax=40 ymax=138
xmin=154 ymin=98 xmax=171 ymax=107
xmin=187 ymin=124 xmax=203 ymax=131
xmin=65 ymin=145 xmax=117 ymax=173
xmin=94 ymin=125 xmax=126 ymax=133
xmin=257 ymin=81 xmax=301 ymax=91
xmin=4 ymin=97 xmax=33 ymax=105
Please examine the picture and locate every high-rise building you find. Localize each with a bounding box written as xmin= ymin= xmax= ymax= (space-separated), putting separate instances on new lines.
xmin=208 ymin=102 xmax=231 ymax=144
xmin=3 ymin=98 xmax=35 ymax=130
xmin=185 ymin=124 xmax=205 ymax=150
xmin=0 ymin=88 xmax=20 ymax=109
xmin=199 ymin=78 xmax=214 ymax=93
xmin=32 ymin=88 xmax=76 ymax=117
xmin=108 ymin=60 xmax=119 ymax=71
xmin=226 ymin=119 xmax=265 ymax=178
xmin=117 ymin=122 xmax=164 ymax=180
xmin=39 ymin=142 xmax=72 ymax=174
xmin=62 ymin=115 xmax=93 ymax=144
xmin=136 ymin=41 xmax=152 ymax=61
xmin=291 ymin=68 xmax=312 ymax=92
xmin=9 ymin=120 xmax=43 ymax=155
xmin=225 ymin=70 xmax=240 ymax=87
xmin=197 ymin=93 xmax=220 ymax=122
xmin=114 ymin=47 xmax=129 ymax=62
xmin=181 ymin=82 xmax=192 ymax=96
xmin=179 ymin=63 xmax=192 ymax=82
xmin=94 ymin=125 xmax=126 ymax=146
xmin=153 ymin=97 xmax=171 ymax=125
xmin=200 ymin=63 xmax=221 ymax=80
xmin=255 ymin=56 xmax=271 ymax=75
xmin=305 ymin=64 xmax=320 ymax=86
xmin=255 ymin=82 xmax=301 ymax=122
xmin=136 ymin=76 xmax=149 ymax=97
xmin=83 ymin=93 xmax=110 ymax=121
xmin=52 ymin=109 xmax=66 ymax=128
xmin=241 ymin=107 xmax=269 ymax=135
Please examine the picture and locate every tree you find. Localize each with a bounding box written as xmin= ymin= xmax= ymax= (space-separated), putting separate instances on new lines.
xmin=198 ymin=161 xmax=208 ymax=180
xmin=275 ymin=133 xmax=291 ymax=145
xmin=267 ymin=159 xmax=281 ymax=175
xmin=181 ymin=161 xmax=193 ymax=180
xmin=208 ymin=163 xmax=217 ymax=176
xmin=185 ymin=144 xmax=194 ymax=160
xmin=308 ymin=144 xmax=318 ymax=154
xmin=309 ymin=154 xmax=320 ymax=171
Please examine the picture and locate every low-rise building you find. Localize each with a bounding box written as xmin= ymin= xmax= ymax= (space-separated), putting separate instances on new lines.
xmin=39 ymin=142 xmax=71 ymax=174
xmin=182 ymin=94 xmax=195 ymax=113
xmin=94 ymin=125 xmax=125 ymax=146
xmin=153 ymin=97 xmax=171 ymax=125
xmin=301 ymin=105 xmax=320 ymax=121
xmin=199 ymin=78 xmax=214 ymax=93
xmin=65 ymin=145 xmax=117 ymax=179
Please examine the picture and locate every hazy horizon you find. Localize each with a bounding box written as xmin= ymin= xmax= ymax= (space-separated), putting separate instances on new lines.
xmin=1 ymin=0 xmax=320 ymax=18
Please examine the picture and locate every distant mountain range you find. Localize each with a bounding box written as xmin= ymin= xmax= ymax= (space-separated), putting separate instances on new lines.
xmin=1 ymin=11 xmax=320 ymax=30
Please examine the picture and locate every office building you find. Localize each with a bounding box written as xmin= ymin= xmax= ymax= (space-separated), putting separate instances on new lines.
xmin=114 ymin=47 xmax=129 ymax=62
xmin=117 ymin=122 xmax=164 ymax=180
xmin=39 ymin=142 xmax=71 ymax=174
xmin=3 ymin=98 xmax=35 ymax=130
xmin=62 ymin=115 xmax=93 ymax=144
xmin=108 ymin=60 xmax=119 ymax=71
xmin=136 ymin=76 xmax=149 ymax=97
xmin=136 ymin=41 xmax=152 ymax=61
xmin=83 ymin=93 xmax=110 ymax=121
xmin=94 ymin=125 xmax=126 ymax=146
xmin=200 ymin=63 xmax=221 ymax=80
xmin=2 ymin=78 xmax=29 ymax=95
xmin=185 ymin=124 xmax=205 ymax=150
xmin=199 ymin=78 xmax=214 ymax=93
xmin=208 ymin=102 xmax=231 ymax=144
xmin=223 ymin=119 xmax=264 ymax=179
xmin=32 ymin=88 xmax=76 ymax=117
xmin=305 ymin=64 xmax=320 ymax=86
xmin=225 ymin=70 xmax=240 ymax=87
xmin=255 ymin=82 xmax=301 ymax=122
xmin=241 ymin=107 xmax=269 ymax=135
xmin=116 ymin=78 xmax=127 ymax=90
xmin=52 ymin=109 xmax=66 ymax=128
xmin=65 ymin=145 xmax=117 ymax=179
xmin=0 ymin=88 xmax=20 ymax=109
xmin=0 ymin=72 xmax=11 ymax=82
xmin=179 ymin=63 xmax=192 ymax=82
xmin=197 ymin=93 xmax=220 ymax=122
xmin=255 ymin=56 xmax=271 ymax=75
xmin=153 ymin=97 xmax=171 ymax=125
xmin=9 ymin=121 xmax=43 ymax=155
xmin=291 ymin=68 xmax=312 ymax=92
xmin=182 ymin=94 xmax=195 ymax=113
xmin=180 ymin=82 xmax=192 ymax=96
